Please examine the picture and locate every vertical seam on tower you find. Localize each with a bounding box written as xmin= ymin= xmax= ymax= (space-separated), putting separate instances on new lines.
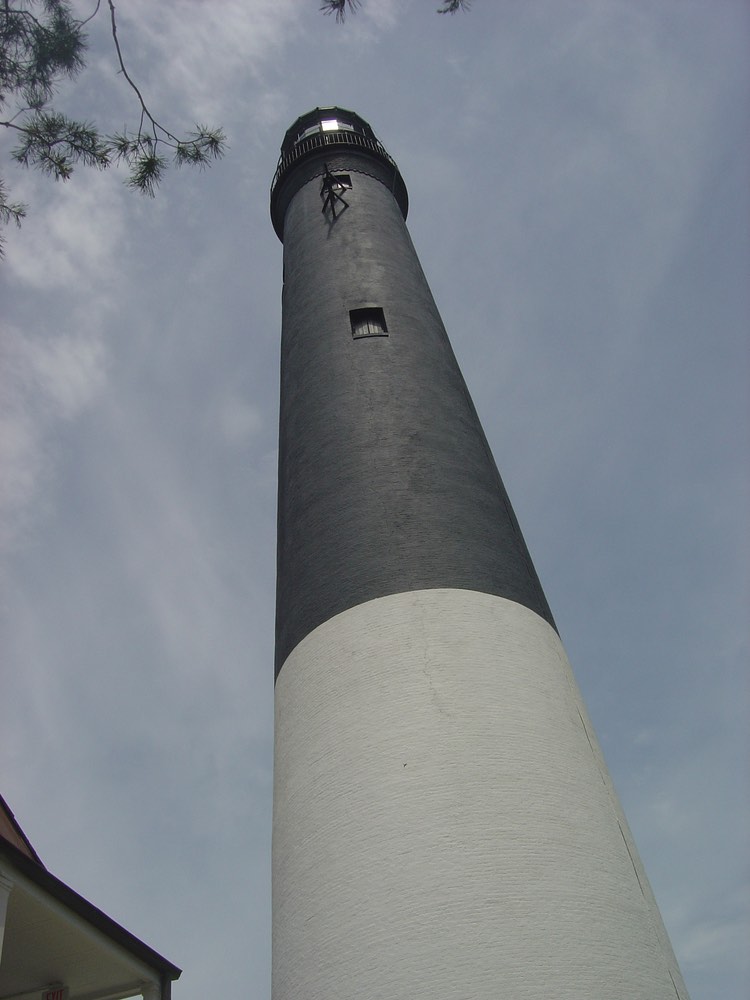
xmin=572 ymin=680 xmax=686 ymax=999
xmin=618 ymin=820 xmax=647 ymax=898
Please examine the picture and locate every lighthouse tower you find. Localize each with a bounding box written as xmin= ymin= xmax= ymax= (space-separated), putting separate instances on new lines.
xmin=269 ymin=108 xmax=689 ymax=1000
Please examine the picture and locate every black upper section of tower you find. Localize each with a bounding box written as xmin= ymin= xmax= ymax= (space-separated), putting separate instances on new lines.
xmin=272 ymin=108 xmax=556 ymax=674
xmin=270 ymin=107 xmax=408 ymax=240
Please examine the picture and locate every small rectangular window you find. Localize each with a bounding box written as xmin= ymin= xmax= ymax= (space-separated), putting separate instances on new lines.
xmin=332 ymin=174 xmax=352 ymax=189
xmin=350 ymin=307 xmax=388 ymax=339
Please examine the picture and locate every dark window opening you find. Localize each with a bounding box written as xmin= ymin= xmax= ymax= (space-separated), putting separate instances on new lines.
xmin=350 ymin=307 xmax=388 ymax=339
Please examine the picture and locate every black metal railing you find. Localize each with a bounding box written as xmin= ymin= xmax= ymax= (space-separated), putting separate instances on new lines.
xmin=271 ymin=130 xmax=397 ymax=195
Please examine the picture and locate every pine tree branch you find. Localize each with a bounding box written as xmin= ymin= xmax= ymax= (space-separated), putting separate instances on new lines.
xmin=0 ymin=0 xmax=226 ymax=253
xmin=106 ymin=0 xmax=176 ymax=143
xmin=105 ymin=0 xmax=225 ymax=193
xmin=319 ymin=0 xmax=360 ymax=22
xmin=320 ymin=0 xmax=471 ymax=19
xmin=76 ymin=0 xmax=102 ymax=30
xmin=437 ymin=0 xmax=472 ymax=12
xmin=0 ymin=176 xmax=26 ymax=257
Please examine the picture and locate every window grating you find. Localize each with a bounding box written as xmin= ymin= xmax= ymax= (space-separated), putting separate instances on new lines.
xmin=350 ymin=307 xmax=388 ymax=339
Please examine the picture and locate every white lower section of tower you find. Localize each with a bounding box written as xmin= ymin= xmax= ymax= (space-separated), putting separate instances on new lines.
xmin=272 ymin=589 xmax=688 ymax=1000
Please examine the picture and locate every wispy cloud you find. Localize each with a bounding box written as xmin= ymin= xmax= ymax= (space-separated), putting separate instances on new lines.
xmin=0 ymin=323 xmax=107 ymax=552
xmin=114 ymin=0 xmax=304 ymax=122
xmin=3 ymin=169 xmax=127 ymax=289
xmin=1 ymin=4 xmax=746 ymax=997
xmin=681 ymin=907 xmax=750 ymax=971
xmin=0 ymin=165 xmax=126 ymax=553
xmin=0 ymin=0 xmax=301 ymax=554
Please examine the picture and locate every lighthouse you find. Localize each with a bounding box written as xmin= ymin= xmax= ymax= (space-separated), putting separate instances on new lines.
xmin=269 ymin=107 xmax=689 ymax=1000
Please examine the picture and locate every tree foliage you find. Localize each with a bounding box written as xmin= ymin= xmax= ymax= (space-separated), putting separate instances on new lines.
xmin=0 ymin=0 xmax=225 ymax=254
xmin=320 ymin=0 xmax=471 ymax=20
xmin=1 ymin=0 xmax=472 ymax=255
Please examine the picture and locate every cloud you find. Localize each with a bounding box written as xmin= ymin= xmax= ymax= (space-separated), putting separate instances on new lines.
xmin=3 ymin=168 xmax=127 ymax=290
xmin=214 ymin=393 xmax=264 ymax=445
xmin=1 ymin=5 xmax=746 ymax=997
xmin=357 ymin=0 xmax=401 ymax=33
xmin=0 ymin=163 xmax=124 ymax=554
xmin=0 ymin=0 xmax=301 ymax=557
xmin=681 ymin=904 xmax=750 ymax=972
xmin=0 ymin=323 xmax=107 ymax=553
xmin=114 ymin=0 xmax=305 ymax=123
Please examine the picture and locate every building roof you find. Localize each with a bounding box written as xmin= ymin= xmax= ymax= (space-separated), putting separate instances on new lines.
xmin=0 ymin=793 xmax=44 ymax=866
xmin=0 ymin=795 xmax=181 ymax=999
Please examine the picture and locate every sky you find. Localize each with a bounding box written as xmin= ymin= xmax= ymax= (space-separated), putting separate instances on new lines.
xmin=1 ymin=1 xmax=748 ymax=997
